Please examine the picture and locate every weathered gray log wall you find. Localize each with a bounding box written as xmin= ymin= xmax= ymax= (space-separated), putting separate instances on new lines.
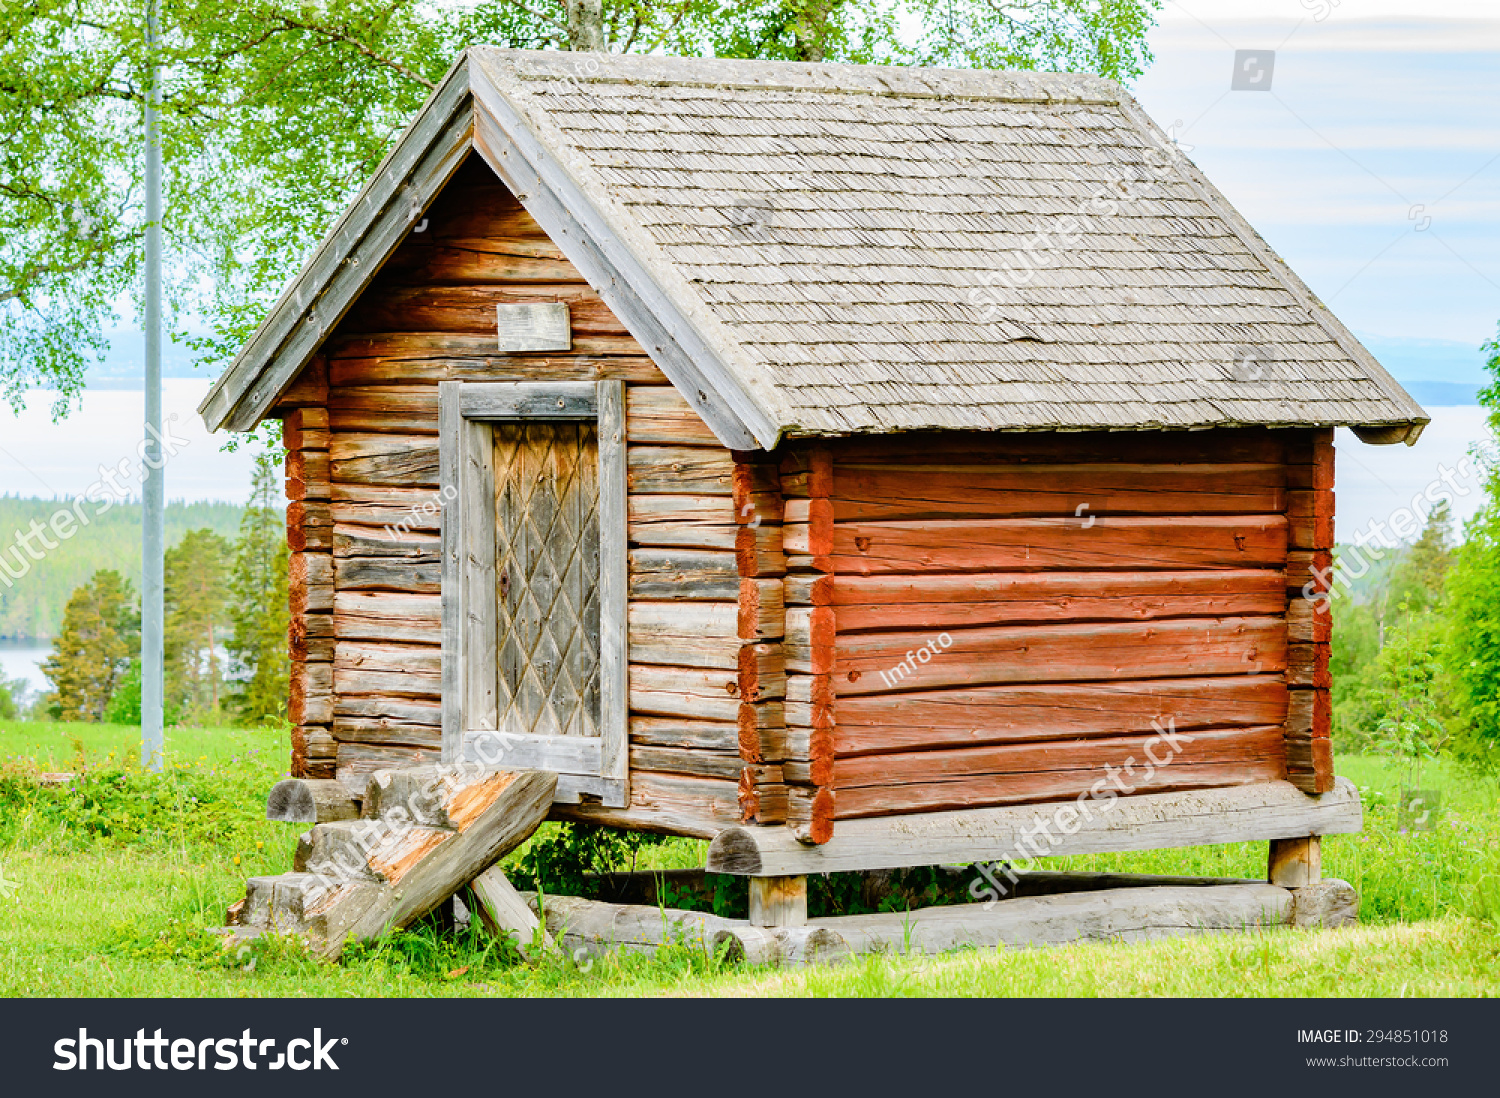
xmin=276 ymin=157 xmax=759 ymax=831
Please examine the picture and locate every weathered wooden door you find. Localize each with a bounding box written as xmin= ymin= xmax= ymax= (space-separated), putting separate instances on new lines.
xmin=439 ymin=381 xmax=627 ymax=807
xmin=492 ymin=421 xmax=601 ymax=740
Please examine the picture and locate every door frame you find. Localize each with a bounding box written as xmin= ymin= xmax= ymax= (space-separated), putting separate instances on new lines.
xmin=438 ymin=379 xmax=628 ymax=807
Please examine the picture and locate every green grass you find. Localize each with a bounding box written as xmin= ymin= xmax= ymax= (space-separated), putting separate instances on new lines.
xmin=1 ymin=718 xmax=1497 ymax=997
xmin=705 ymin=920 xmax=1500 ymax=997
xmin=0 ymin=718 xmax=281 ymax=774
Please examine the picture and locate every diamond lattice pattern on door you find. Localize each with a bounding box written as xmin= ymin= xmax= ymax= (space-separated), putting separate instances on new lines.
xmin=493 ymin=421 xmax=601 ymax=739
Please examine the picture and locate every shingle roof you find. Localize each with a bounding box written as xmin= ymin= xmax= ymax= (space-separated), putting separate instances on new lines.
xmin=202 ymin=49 xmax=1428 ymax=447
xmin=475 ymin=50 xmax=1425 ymax=441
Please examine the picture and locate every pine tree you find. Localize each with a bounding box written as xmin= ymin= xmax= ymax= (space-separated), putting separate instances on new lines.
xmin=165 ymin=528 xmax=232 ymax=723
xmin=1391 ymin=500 xmax=1453 ymax=613
xmin=41 ymin=570 xmax=139 ymax=722
xmin=228 ymin=452 xmax=290 ymax=726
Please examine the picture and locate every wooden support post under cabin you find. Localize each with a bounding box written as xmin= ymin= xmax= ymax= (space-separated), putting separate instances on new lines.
xmin=748 ymin=875 xmax=808 ymax=928
xmin=1268 ymin=835 xmax=1322 ymax=887
xmin=266 ymin=778 xmax=359 ymax=823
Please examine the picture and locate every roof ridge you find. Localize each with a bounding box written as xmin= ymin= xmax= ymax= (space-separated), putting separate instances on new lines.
xmin=475 ymin=47 xmax=1124 ymax=105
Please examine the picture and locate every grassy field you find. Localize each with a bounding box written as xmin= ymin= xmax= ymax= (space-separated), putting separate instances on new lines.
xmin=2 ymin=719 xmax=1497 ymax=997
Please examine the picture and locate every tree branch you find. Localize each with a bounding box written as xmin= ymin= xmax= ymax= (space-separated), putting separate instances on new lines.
xmin=494 ymin=0 xmax=571 ymax=36
xmin=267 ymin=14 xmax=436 ymax=89
xmin=0 ymin=231 xmax=141 ymax=305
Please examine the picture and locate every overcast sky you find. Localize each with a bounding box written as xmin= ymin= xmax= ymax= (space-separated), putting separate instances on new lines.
xmin=1139 ymin=2 xmax=1500 ymax=347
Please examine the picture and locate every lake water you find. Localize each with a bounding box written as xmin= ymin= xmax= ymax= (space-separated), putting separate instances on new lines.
xmin=0 ymin=641 xmax=50 ymax=694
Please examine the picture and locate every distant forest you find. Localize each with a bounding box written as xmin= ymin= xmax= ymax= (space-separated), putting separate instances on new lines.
xmin=0 ymin=496 xmax=245 ymax=640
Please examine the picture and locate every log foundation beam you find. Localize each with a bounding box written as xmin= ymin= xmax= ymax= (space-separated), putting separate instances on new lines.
xmin=266 ymin=778 xmax=359 ymax=823
xmin=708 ymin=778 xmax=1362 ymax=877
xmin=821 ymin=883 xmax=1304 ymax=955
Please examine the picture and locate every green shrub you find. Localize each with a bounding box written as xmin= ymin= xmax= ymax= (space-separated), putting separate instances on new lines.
xmin=508 ymin=822 xmax=671 ymax=899
xmin=0 ymin=756 xmax=271 ymax=854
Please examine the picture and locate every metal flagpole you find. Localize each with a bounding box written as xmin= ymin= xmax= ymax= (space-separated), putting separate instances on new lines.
xmin=142 ymin=0 xmax=165 ymax=771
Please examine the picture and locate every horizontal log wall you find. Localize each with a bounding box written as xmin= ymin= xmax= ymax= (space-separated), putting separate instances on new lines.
xmin=792 ymin=428 xmax=1301 ymax=827
xmin=571 ymin=391 xmax=786 ymax=835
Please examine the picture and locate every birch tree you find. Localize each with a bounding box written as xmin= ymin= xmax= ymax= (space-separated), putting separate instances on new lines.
xmin=1 ymin=0 xmax=1159 ymax=413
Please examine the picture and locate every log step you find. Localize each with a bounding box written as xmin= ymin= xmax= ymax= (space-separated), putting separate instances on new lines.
xmin=266 ymin=778 xmax=360 ymax=823
xmin=231 ymin=873 xmax=329 ymax=935
xmin=292 ymin=819 xmax=454 ymax=883
xmin=226 ymin=765 xmax=557 ymax=957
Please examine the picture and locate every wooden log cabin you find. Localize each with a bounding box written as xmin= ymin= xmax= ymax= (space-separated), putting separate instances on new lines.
xmin=201 ymin=50 xmax=1427 ymax=901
